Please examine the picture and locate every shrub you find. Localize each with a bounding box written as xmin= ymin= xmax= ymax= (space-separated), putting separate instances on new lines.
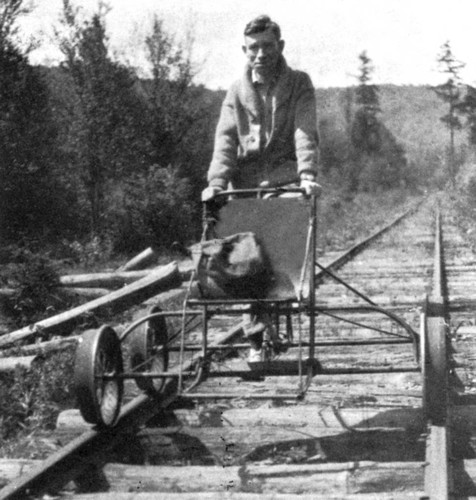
xmin=114 ymin=164 xmax=199 ymax=253
xmin=0 ymin=348 xmax=75 ymax=443
xmin=3 ymin=250 xmax=63 ymax=327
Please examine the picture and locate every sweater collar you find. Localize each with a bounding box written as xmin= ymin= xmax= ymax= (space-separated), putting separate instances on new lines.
xmin=239 ymin=56 xmax=291 ymax=118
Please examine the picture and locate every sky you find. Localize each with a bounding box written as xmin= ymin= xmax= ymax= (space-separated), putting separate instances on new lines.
xmin=19 ymin=0 xmax=476 ymax=89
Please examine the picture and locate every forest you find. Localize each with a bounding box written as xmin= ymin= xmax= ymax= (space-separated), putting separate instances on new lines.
xmin=1 ymin=2 xmax=476 ymax=262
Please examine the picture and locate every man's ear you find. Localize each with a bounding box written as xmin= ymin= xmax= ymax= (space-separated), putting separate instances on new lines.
xmin=279 ymin=39 xmax=285 ymax=53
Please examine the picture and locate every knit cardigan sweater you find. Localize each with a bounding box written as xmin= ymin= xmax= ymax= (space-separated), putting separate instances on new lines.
xmin=207 ymin=56 xmax=319 ymax=190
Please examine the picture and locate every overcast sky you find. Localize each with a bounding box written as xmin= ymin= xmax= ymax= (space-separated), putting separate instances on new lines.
xmin=22 ymin=0 xmax=476 ymax=89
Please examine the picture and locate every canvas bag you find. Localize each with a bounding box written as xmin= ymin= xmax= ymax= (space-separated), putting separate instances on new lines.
xmin=192 ymin=232 xmax=272 ymax=299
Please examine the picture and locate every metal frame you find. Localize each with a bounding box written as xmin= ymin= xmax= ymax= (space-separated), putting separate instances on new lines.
xmin=110 ymin=187 xmax=420 ymax=401
xmin=73 ymin=187 xmax=424 ymax=427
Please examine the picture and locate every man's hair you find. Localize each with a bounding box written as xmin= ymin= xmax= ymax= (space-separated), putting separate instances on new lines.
xmin=244 ymin=15 xmax=281 ymax=41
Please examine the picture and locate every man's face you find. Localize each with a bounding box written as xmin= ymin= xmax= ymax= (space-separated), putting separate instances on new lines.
xmin=242 ymin=29 xmax=284 ymax=76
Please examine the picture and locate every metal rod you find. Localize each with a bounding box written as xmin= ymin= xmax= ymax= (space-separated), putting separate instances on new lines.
xmin=179 ymin=393 xmax=300 ymax=400
xmin=308 ymin=195 xmax=317 ymax=360
xmin=315 ymin=259 xmax=377 ymax=306
xmin=119 ymin=310 xmax=201 ymax=342
xmin=167 ymin=338 xmax=412 ymax=351
xmin=316 ymin=309 xmax=411 ymax=339
xmin=202 ymin=304 xmax=208 ymax=360
xmin=102 ymin=372 xmax=193 ymax=380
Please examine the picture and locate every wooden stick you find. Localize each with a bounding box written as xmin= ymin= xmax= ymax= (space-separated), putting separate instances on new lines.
xmin=0 ymin=262 xmax=180 ymax=349
xmin=116 ymin=247 xmax=158 ymax=272
xmin=59 ymin=270 xmax=162 ymax=289
xmin=4 ymin=337 xmax=79 ymax=356
xmin=59 ymin=261 xmax=194 ymax=289
xmin=61 ymin=288 xmax=110 ymax=299
xmin=0 ymin=356 xmax=37 ymax=372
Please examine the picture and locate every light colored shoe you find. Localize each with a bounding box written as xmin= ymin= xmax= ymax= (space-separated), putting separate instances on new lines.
xmin=248 ymin=347 xmax=262 ymax=363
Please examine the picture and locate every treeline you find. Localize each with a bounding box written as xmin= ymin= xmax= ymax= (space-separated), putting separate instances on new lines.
xmin=2 ymin=2 xmax=465 ymax=255
xmin=0 ymin=1 xmax=218 ymax=253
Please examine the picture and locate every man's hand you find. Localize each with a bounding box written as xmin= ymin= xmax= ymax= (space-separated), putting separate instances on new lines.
xmin=201 ymin=186 xmax=224 ymax=202
xmin=300 ymin=175 xmax=321 ymax=197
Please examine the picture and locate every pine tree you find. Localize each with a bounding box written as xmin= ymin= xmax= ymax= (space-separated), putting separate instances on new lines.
xmin=56 ymin=1 xmax=147 ymax=233
xmin=434 ymin=40 xmax=465 ymax=183
xmin=457 ymin=84 xmax=476 ymax=147
xmin=141 ymin=15 xmax=210 ymax=185
xmin=351 ymin=51 xmax=381 ymax=154
xmin=349 ymin=51 xmax=407 ymax=191
xmin=0 ymin=0 xmax=60 ymax=239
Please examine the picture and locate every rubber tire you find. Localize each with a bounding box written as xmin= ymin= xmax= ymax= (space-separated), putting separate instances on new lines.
xmin=74 ymin=325 xmax=123 ymax=428
xmin=129 ymin=305 xmax=169 ymax=394
xmin=422 ymin=317 xmax=447 ymax=425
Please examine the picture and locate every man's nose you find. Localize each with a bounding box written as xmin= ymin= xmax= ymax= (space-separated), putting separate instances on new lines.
xmin=256 ymin=47 xmax=266 ymax=58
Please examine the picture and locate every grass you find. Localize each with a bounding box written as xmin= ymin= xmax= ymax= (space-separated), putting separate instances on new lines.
xmin=320 ymin=186 xmax=420 ymax=251
xmin=0 ymin=348 xmax=76 ymax=458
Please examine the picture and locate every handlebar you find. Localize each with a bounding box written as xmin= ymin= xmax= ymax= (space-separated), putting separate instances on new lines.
xmin=213 ymin=186 xmax=306 ymax=199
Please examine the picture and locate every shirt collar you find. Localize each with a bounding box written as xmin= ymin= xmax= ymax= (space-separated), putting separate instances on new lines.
xmin=251 ymin=69 xmax=278 ymax=87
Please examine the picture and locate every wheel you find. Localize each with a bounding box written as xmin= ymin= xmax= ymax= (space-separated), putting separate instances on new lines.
xmin=74 ymin=325 xmax=123 ymax=427
xmin=130 ymin=305 xmax=169 ymax=394
xmin=422 ymin=316 xmax=448 ymax=424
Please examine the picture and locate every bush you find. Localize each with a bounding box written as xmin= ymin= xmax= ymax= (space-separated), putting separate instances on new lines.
xmin=0 ymin=349 xmax=75 ymax=443
xmin=1 ymin=250 xmax=63 ymax=327
xmin=113 ymin=164 xmax=199 ymax=253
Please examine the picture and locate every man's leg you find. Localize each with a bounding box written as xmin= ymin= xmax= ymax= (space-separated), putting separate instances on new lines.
xmin=243 ymin=309 xmax=266 ymax=362
xmin=243 ymin=306 xmax=283 ymax=363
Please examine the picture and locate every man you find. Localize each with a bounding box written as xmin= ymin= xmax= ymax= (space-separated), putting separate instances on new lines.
xmin=202 ymin=15 xmax=320 ymax=362
xmin=202 ymin=14 xmax=320 ymax=199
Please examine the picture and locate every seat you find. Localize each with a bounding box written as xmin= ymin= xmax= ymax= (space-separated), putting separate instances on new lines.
xmin=212 ymin=196 xmax=313 ymax=300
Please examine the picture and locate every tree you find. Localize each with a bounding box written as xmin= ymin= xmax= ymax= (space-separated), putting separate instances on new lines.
xmin=457 ymin=84 xmax=476 ymax=147
xmin=0 ymin=0 xmax=62 ymax=239
xmin=351 ymin=51 xmax=382 ymax=154
xmin=434 ymin=40 xmax=465 ymax=183
xmin=348 ymin=51 xmax=407 ymax=191
xmin=140 ymin=16 xmax=212 ymax=188
xmin=55 ymin=0 xmax=148 ymax=234
xmin=355 ymin=51 xmax=380 ymax=111
xmin=113 ymin=15 xmax=214 ymax=251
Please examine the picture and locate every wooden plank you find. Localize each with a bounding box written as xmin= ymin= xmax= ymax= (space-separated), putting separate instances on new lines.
xmin=63 ymin=495 xmax=425 ymax=500
xmin=59 ymin=270 xmax=162 ymax=289
xmin=55 ymin=406 xmax=426 ymax=467
xmin=0 ymin=459 xmax=426 ymax=497
xmin=0 ymin=356 xmax=37 ymax=372
xmin=0 ymin=262 xmax=180 ymax=348
xmin=62 ymin=287 xmax=110 ymax=298
xmin=79 ymin=461 xmax=425 ymax=495
xmin=116 ymin=247 xmax=158 ymax=272
xmin=3 ymin=336 xmax=79 ymax=356
xmin=59 ymin=262 xmax=194 ymax=289
xmin=57 ymin=406 xmax=424 ymax=432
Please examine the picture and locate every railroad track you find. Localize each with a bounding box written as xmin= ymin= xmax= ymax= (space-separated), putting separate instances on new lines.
xmin=2 ymin=193 xmax=476 ymax=499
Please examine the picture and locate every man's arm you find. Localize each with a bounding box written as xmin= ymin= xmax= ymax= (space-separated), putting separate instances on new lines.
xmin=207 ymin=88 xmax=239 ymax=190
xmin=294 ymin=73 xmax=319 ymax=179
xmin=294 ymin=73 xmax=320 ymax=196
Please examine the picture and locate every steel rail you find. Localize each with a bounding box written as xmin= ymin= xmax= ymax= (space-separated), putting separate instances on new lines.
xmin=315 ymin=200 xmax=423 ymax=282
xmin=423 ymin=208 xmax=451 ymax=500
xmin=0 ymin=199 xmax=424 ymax=500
